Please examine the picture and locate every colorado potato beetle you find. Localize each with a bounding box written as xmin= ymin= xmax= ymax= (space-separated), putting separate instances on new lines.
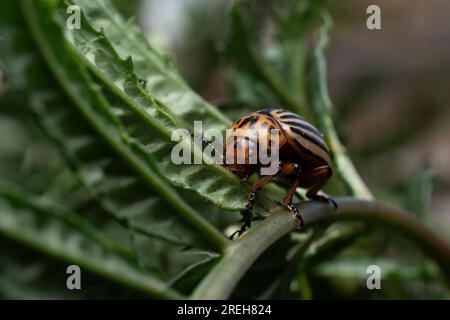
xmin=225 ymin=109 xmax=336 ymax=238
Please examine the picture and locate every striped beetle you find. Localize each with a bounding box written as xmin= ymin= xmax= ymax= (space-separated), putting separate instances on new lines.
xmin=225 ymin=109 xmax=336 ymax=238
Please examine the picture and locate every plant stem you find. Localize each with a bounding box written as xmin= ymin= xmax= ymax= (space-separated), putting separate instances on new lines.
xmin=192 ymin=197 xmax=450 ymax=299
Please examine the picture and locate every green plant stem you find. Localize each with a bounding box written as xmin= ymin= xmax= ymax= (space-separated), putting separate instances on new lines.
xmin=192 ymin=197 xmax=450 ymax=299
xmin=307 ymin=13 xmax=372 ymax=199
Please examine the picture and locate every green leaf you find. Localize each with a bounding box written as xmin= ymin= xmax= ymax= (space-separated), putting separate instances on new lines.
xmin=1 ymin=0 xmax=229 ymax=293
xmin=0 ymin=111 xmax=137 ymax=249
xmin=0 ymin=183 xmax=181 ymax=299
xmin=1 ymin=0 xmax=216 ymax=249
xmin=18 ymin=0 xmax=230 ymax=250
xmin=54 ymin=0 xmax=251 ymax=212
xmin=167 ymin=252 xmax=220 ymax=295
xmin=224 ymin=1 xmax=328 ymax=117
xmin=0 ymin=237 xmax=154 ymax=299
xmin=276 ymin=0 xmax=329 ymax=98
xmin=0 ymin=113 xmax=211 ymax=284
xmin=224 ymin=2 xmax=279 ymax=109
xmin=0 ymin=111 xmax=215 ymax=292
xmin=72 ymin=0 xmax=231 ymax=132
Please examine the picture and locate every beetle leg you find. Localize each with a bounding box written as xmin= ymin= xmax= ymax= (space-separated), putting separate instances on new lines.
xmin=233 ymin=162 xmax=302 ymax=239
xmin=244 ymin=175 xmax=274 ymax=210
xmin=282 ymin=179 xmax=304 ymax=229
xmin=229 ymin=210 xmax=252 ymax=240
xmin=233 ymin=163 xmax=283 ymax=239
xmin=279 ymin=163 xmax=303 ymax=228
xmin=248 ymin=162 xmax=306 ymax=228
xmin=244 ymin=161 xmax=302 ymax=210
xmin=240 ymin=174 xmax=251 ymax=184
xmin=304 ymin=166 xmax=337 ymax=210
xmin=244 ymin=161 xmax=299 ymax=209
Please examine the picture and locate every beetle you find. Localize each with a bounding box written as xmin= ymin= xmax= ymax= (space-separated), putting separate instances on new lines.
xmin=224 ymin=109 xmax=336 ymax=238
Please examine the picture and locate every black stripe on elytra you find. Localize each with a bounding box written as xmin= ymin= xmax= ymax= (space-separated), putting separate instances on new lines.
xmin=293 ymin=139 xmax=328 ymax=164
xmin=283 ymin=120 xmax=323 ymax=138
xmin=237 ymin=115 xmax=255 ymax=128
xmin=257 ymin=109 xmax=272 ymax=114
xmin=249 ymin=116 xmax=259 ymax=126
xmin=279 ymin=113 xmax=305 ymax=121
xmin=290 ymin=127 xmax=329 ymax=153
xmin=235 ymin=117 xmax=245 ymax=127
